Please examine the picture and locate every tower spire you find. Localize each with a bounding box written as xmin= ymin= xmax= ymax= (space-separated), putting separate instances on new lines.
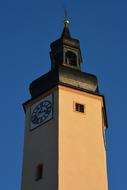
xmin=64 ymin=8 xmax=70 ymax=27
xmin=61 ymin=8 xmax=71 ymax=38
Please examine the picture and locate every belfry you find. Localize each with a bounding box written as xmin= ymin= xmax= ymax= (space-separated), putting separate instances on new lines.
xmin=21 ymin=19 xmax=108 ymax=190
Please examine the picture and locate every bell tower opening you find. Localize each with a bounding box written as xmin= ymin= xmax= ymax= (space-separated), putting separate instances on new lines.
xmin=65 ymin=51 xmax=77 ymax=67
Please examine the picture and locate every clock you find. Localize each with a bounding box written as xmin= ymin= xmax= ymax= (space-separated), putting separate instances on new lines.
xmin=30 ymin=94 xmax=53 ymax=130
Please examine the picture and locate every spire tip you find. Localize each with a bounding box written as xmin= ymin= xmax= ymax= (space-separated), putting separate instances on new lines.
xmin=64 ymin=8 xmax=70 ymax=27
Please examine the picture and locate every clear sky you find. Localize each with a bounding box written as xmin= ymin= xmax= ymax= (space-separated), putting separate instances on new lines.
xmin=0 ymin=0 xmax=127 ymax=189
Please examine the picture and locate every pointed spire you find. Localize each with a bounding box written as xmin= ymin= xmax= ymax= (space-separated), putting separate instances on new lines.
xmin=61 ymin=9 xmax=71 ymax=39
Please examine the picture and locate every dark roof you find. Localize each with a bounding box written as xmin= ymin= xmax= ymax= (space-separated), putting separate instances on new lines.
xmin=61 ymin=26 xmax=71 ymax=39
xmin=29 ymin=65 xmax=99 ymax=98
xmin=50 ymin=24 xmax=80 ymax=50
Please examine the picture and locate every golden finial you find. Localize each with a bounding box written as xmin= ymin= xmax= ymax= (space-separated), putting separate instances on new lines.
xmin=64 ymin=8 xmax=70 ymax=27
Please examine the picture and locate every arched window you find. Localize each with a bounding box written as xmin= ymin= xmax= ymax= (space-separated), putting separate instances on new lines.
xmin=66 ymin=51 xmax=77 ymax=67
xmin=35 ymin=164 xmax=43 ymax=181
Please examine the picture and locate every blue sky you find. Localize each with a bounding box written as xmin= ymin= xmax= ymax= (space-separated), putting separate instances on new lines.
xmin=0 ymin=0 xmax=127 ymax=189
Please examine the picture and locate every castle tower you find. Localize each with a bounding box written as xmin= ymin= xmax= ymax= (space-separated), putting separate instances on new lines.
xmin=21 ymin=19 xmax=108 ymax=190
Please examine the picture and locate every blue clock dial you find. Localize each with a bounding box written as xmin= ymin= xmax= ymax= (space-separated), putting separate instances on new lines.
xmin=31 ymin=100 xmax=52 ymax=125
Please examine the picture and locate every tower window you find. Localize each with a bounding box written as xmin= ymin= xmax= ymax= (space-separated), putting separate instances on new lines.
xmin=75 ymin=103 xmax=85 ymax=113
xmin=35 ymin=164 xmax=43 ymax=181
xmin=66 ymin=51 xmax=77 ymax=67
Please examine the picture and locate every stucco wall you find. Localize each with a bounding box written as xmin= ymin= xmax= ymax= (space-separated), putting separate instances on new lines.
xmin=58 ymin=85 xmax=108 ymax=190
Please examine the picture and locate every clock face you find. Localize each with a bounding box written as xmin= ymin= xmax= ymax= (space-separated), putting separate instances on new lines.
xmin=30 ymin=94 xmax=53 ymax=130
xmin=31 ymin=100 xmax=52 ymax=124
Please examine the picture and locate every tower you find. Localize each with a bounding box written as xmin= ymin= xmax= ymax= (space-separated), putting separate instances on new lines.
xmin=21 ymin=19 xmax=108 ymax=190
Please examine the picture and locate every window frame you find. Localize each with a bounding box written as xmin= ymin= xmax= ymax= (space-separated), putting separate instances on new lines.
xmin=73 ymin=101 xmax=86 ymax=114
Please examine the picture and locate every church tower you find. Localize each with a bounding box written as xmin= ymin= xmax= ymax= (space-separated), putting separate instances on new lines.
xmin=21 ymin=19 xmax=108 ymax=190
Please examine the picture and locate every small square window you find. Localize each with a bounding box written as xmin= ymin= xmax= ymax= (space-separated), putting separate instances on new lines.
xmin=75 ymin=103 xmax=85 ymax=113
xmin=35 ymin=164 xmax=43 ymax=181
